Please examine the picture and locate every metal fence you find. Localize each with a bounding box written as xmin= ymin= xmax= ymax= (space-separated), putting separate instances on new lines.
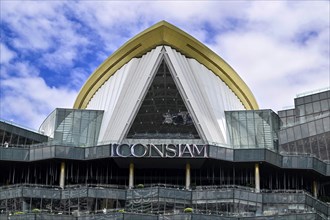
xmin=1 ymin=185 xmax=329 ymax=218
xmin=0 ymin=212 xmax=324 ymax=220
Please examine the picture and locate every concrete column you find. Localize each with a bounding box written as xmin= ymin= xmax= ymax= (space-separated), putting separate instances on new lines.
xmin=129 ymin=162 xmax=134 ymax=189
xmin=255 ymin=163 xmax=260 ymax=193
xmin=60 ymin=161 xmax=65 ymax=188
xmin=185 ymin=163 xmax=191 ymax=190
xmin=313 ymin=180 xmax=318 ymax=198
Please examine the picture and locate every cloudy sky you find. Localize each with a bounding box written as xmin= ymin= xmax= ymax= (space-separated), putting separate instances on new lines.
xmin=0 ymin=1 xmax=329 ymax=130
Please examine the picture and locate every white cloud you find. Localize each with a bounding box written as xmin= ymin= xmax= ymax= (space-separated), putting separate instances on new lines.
xmin=0 ymin=0 xmax=329 ymax=129
xmin=207 ymin=1 xmax=330 ymax=111
xmin=68 ymin=67 xmax=90 ymax=90
xmin=0 ymin=76 xmax=77 ymax=129
xmin=2 ymin=1 xmax=65 ymax=50
xmin=2 ymin=1 xmax=89 ymax=70
xmin=0 ymin=43 xmax=16 ymax=64
xmin=245 ymin=1 xmax=329 ymax=40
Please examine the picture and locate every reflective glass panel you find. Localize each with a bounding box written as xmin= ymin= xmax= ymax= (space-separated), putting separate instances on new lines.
xmin=126 ymin=59 xmax=200 ymax=139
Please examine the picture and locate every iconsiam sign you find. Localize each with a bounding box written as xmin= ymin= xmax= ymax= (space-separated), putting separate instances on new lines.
xmin=111 ymin=143 xmax=208 ymax=158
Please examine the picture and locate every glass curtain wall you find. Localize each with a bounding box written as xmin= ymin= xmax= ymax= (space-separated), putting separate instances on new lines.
xmin=39 ymin=109 xmax=104 ymax=147
xmin=225 ymin=110 xmax=280 ymax=151
xmin=0 ymin=121 xmax=48 ymax=147
xmin=126 ymin=59 xmax=200 ymax=140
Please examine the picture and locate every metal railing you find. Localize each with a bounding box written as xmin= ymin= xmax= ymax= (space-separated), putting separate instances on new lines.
xmin=0 ymin=184 xmax=329 ymax=219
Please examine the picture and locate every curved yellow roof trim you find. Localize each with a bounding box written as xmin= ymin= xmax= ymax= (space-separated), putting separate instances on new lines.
xmin=74 ymin=21 xmax=259 ymax=110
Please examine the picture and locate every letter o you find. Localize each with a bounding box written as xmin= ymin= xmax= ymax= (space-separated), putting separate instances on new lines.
xmin=131 ymin=144 xmax=148 ymax=157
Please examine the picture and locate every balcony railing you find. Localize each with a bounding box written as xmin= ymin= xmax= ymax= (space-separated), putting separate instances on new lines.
xmin=0 ymin=183 xmax=329 ymax=218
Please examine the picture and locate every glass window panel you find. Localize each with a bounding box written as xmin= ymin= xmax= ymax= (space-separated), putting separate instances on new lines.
xmin=226 ymin=149 xmax=233 ymax=159
xmin=296 ymin=139 xmax=304 ymax=152
xmin=306 ymin=114 xmax=314 ymax=121
xmin=232 ymin=113 xmax=240 ymax=147
xmin=312 ymin=101 xmax=321 ymax=113
xmin=301 ymin=124 xmax=309 ymax=138
xmin=293 ymin=126 xmax=302 ymax=140
xmin=320 ymin=99 xmax=329 ymax=112
xmin=292 ymin=157 xmax=298 ymax=167
xmin=310 ymin=136 xmax=319 ymax=158
xmin=126 ymin=60 xmax=200 ymax=139
xmin=287 ymin=116 xmax=294 ymax=126
xmin=43 ymin=147 xmax=51 ymax=158
xmin=304 ymin=95 xmax=312 ymax=103
xmin=239 ymin=112 xmax=248 ymax=147
xmin=289 ymin=142 xmax=296 ymax=153
xmin=319 ymin=91 xmax=328 ymax=99
xmin=279 ymin=130 xmax=287 ymax=144
xmin=312 ymin=94 xmax=319 ymax=102
xmin=287 ymin=128 xmax=294 ymax=142
xmin=307 ymin=121 xmax=317 ymax=136
xmin=315 ymin=119 xmax=324 ymax=134
xmin=325 ymin=132 xmax=330 ymax=155
xmin=295 ymin=97 xmax=304 ymax=106
xmin=278 ymin=111 xmax=286 ymax=117
xmin=246 ymin=112 xmax=256 ymax=147
xmin=323 ymin=117 xmax=330 ymax=132
xmin=318 ymin=134 xmax=328 ymax=161
xmin=280 ymin=143 xmax=289 ymax=153
xmin=296 ymin=116 xmax=305 ymax=124
xmin=303 ymin=138 xmax=311 ymax=154
xmin=305 ymin=103 xmax=313 ymax=115
xmin=255 ymin=118 xmax=265 ymax=148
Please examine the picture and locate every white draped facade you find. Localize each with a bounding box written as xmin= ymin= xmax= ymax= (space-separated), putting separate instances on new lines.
xmin=86 ymin=46 xmax=244 ymax=144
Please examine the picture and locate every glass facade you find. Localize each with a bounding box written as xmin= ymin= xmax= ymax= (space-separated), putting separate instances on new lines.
xmin=295 ymin=90 xmax=330 ymax=124
xmin=278 ymin=90 xmax=330 ymax=161
xmin=39 ymin=109 xmax=104 ymax=147
xmin=126 ymin=59 xmax=200 ymax=140
xmin=225 ymin=110 xmax=280 ymax=150
xmin=0 ymin=120 xmax=48 ymax=147
xmin=279 ymin=90 xmax=330 ymax=128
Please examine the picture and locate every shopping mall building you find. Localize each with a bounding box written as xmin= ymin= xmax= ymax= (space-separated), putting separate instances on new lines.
xmin=0 ymin=21 xmax=329 ymax=219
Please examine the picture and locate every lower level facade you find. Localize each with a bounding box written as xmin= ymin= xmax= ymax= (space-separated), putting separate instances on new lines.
xmin=0 ymin=184 xmax=328 ymax=220
xmin=0 ymin=141 xmax=329 ymax=219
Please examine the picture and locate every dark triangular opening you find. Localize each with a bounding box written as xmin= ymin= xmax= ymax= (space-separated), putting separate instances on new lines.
xmin=126 ymin=59 xmax=200 ymax=139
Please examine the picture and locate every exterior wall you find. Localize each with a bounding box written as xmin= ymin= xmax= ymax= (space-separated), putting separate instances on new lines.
xmin=87 ymin=46 xmax=244 ymax=145
xmin=0 ymin=121 xmax=48 ymax=147
xmin=164 ymin=46 xmax=244 ymax=144
xmin=39 ymin=109 xmax=104 ymax=147
xmin=225 ymin=110 xmax=280 ymax=150
xmin=87 ymin=47 xmax=163 ymax=144
xmin=295 ymin=90 xmax=330 ymax=124
xmin=279 ymin=90 xmax=330 ymax=161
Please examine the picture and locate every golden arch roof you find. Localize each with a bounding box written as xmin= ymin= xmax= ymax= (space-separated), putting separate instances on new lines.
xmin=74 ymin=21 xmax=258 ymax=110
